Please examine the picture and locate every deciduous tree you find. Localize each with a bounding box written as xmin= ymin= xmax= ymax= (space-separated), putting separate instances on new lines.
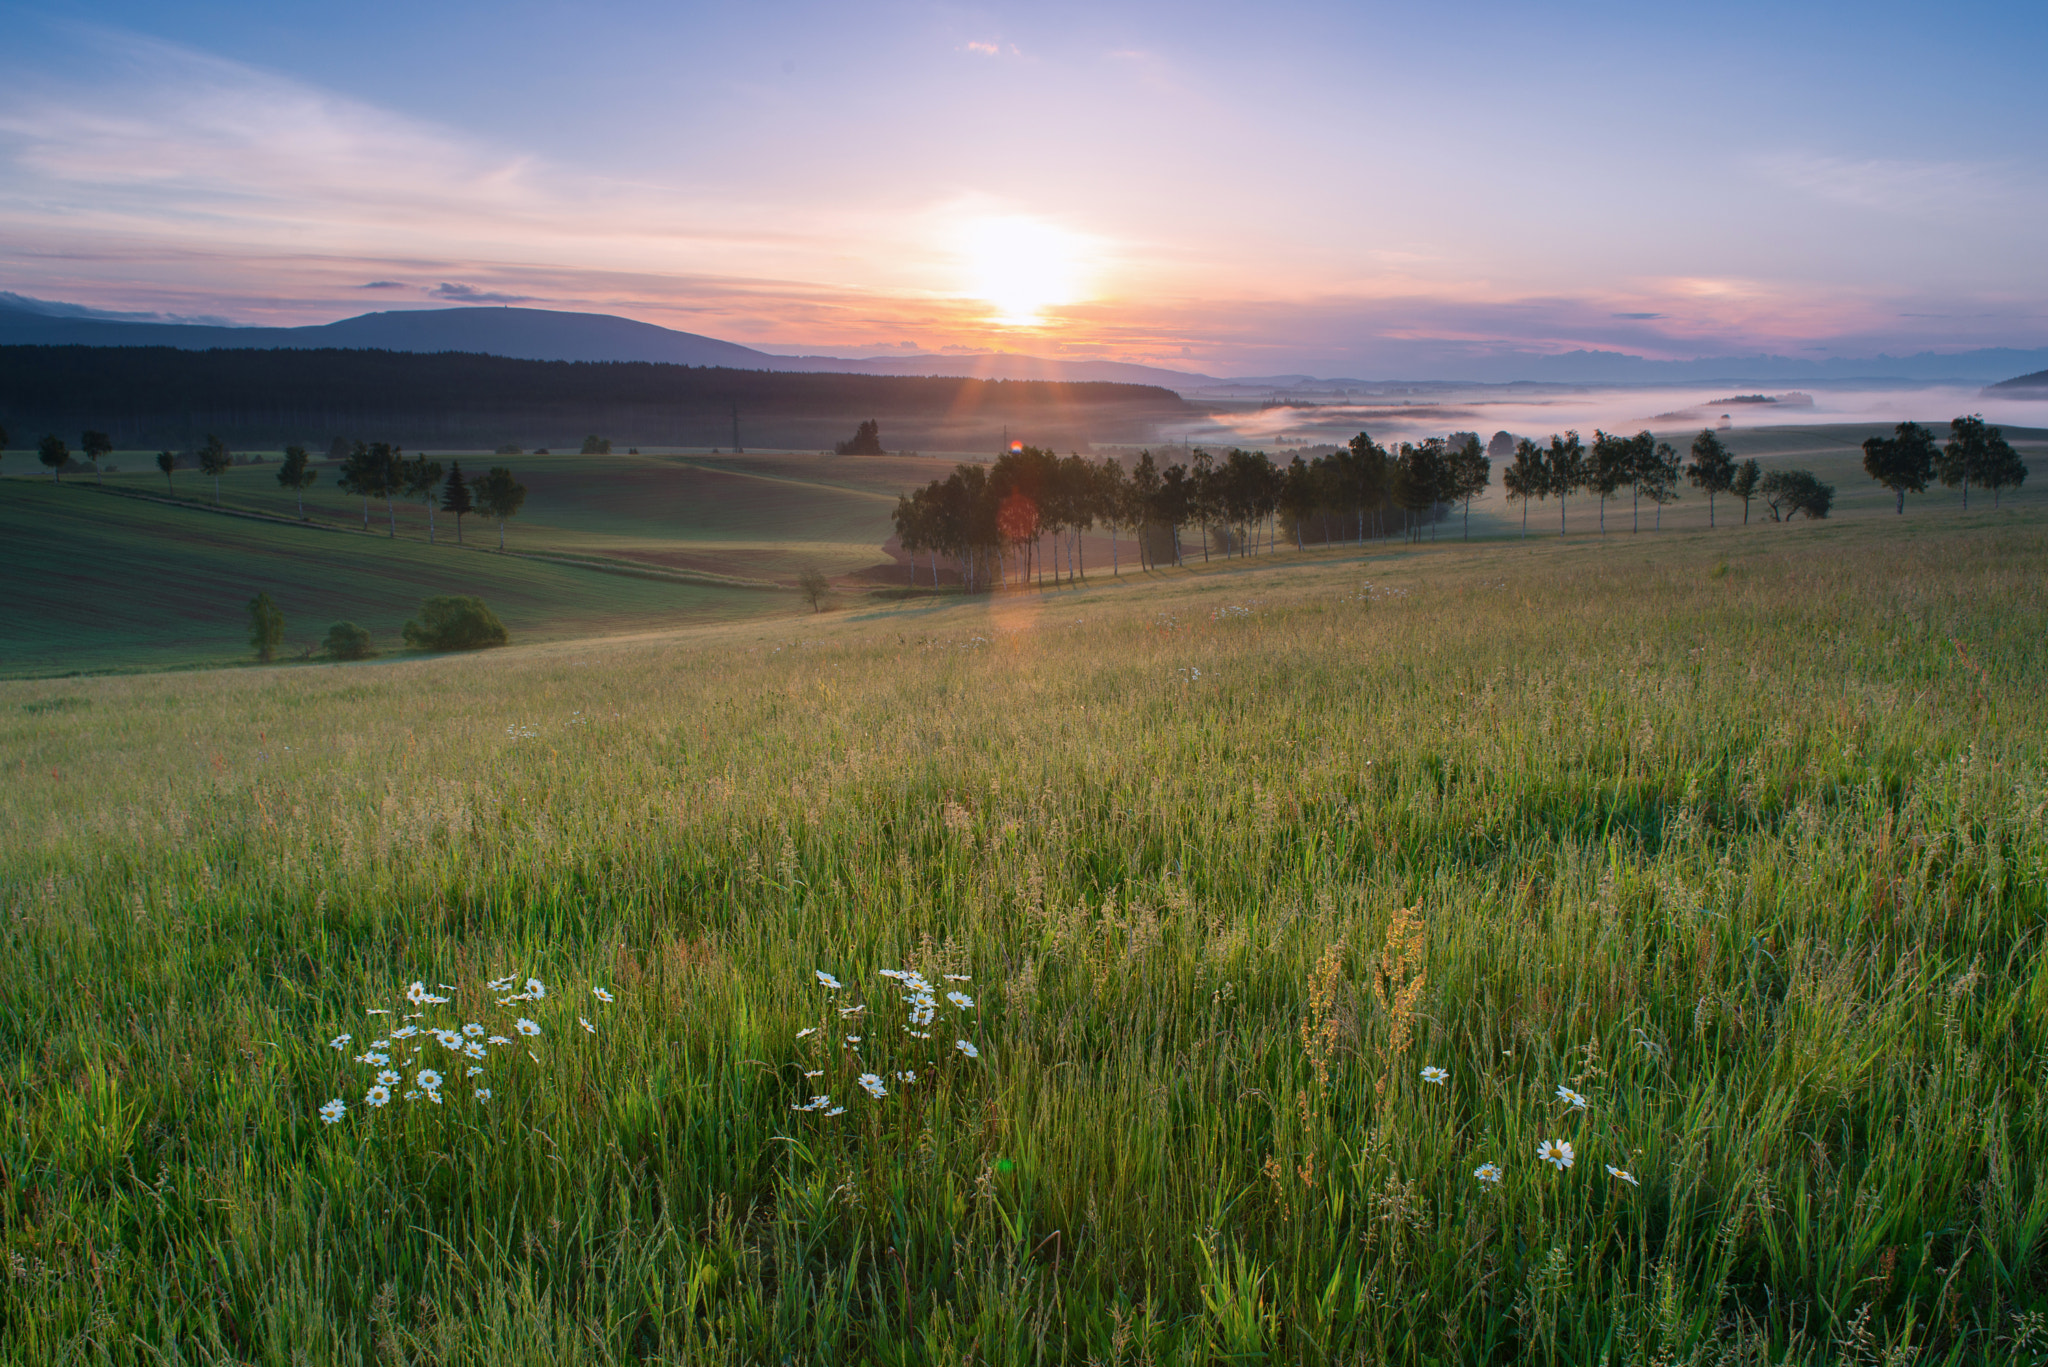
xmin=476 ymin=465 xmax=528 ymax=550
xmin=1502 ymin=437 xmax=1547 ymax=539
xmin=155 ymin=449 xmax=176 ymax=494
xmin=1685 ymin=430 xmax=1735 ymax=527
xmin=276 ymin=444 xmax=318 ymax=518
xmin=80 ymin=430 xmax=113 ymax=483
xmin=1860 ymin=421 xmax=1937 ymax=514
xmin=1448 ymin=433 xmax=1491 ymax=540
xmin=1731 ymin=458 xmax=1761 ymax=525
xmin=1546 ymin=431 xmax=1586 ymax=535
xmin=401 ymin=453 xmax=445 ymax=542
xmin=38 ymin=433 xmax=68 ymax=482
xmin=1759 ymin=469 xmax=1833 ymax=521
xmin=198 ymin=434 xmax=231 ymax=504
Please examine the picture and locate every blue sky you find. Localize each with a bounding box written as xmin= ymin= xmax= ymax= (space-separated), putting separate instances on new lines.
xmin=2 ymin=0 xmax=2044 ymax=375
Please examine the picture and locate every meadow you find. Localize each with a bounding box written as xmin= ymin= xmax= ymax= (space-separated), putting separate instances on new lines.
xmin=3 ymin=492 xmax=2044 ymax=1363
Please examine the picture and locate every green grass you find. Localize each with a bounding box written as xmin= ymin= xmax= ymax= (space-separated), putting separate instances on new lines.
xmin=3 ymin=499 xmax=2045 ymax=1362
xmin=0 ymin=481 xmax=780 ymax=675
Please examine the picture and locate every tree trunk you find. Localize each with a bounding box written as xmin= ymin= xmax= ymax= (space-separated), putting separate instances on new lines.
xmin=1560 ymin=493 xmax=1567 ymax=535
xmin=1521 ymin=499 xmax=1527 ymax=539
xmin=387 ymin=497 xmax=396 ymax=538
xmin=497 ymin=517 xmax=505 ymax=550
xmin=1708 ymin=491 xmax=1716 ymax=528
xmin=427 ymin=500 xmax=435 ymax=543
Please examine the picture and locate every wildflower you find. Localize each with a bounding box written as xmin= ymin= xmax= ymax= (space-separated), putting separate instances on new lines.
xmin=355 ymin=1051 xmax=390 ymax=1066
xmin=424 ymin=1088 xmax=443 ymax=1104
xmin=592 ymin=987 xmax=615 ymax=1003
xmin=815 ymin=970 xmax=844 ymax=991
xmin=907 ymin=1030 xmax=932 ymax=1039
xmin=796 ymin=1027 xmax=818 ymax=1039
xmin=947 ymin=991 xmax=975 ymax=1010
xmin=857 ymin=1073 xmax=887 ymax=1098
xmin=1474 ymin=1162 xmax=1503 ymax=1185
xmin=367 ymin=1008 xmax=391 ymax=1016
xmin=405 ymin=981 xmax=428 ymax=1004
xmin=825 ymin=1106 xmax=845 ymax=1117
xmin=896 ymin=1070 xmax=918 ymax=1083
xmin=944 ymin=974 xmax=972 ymax=982
xmin=417 ymin=1069 xmax=444 ymax=1091
xmin=487 ymin=1036 xmax=511 ymax=1046
xmin=376 ymin=1069 xmax=401 ymax=1085
xmin=404 ymin=1090 xmax=420 ymax=1101
xmin=846 ymin=1035 xmax=863 ymax=1044
xmin=391 ymin=1025 xmax=420 ymax=1040
xmin=463 ymin=1042 xmax=487 ymax=1060
xmin=804 ymin=1070 xmax=822 ymax=1078
xmin=487 ymin=975 xmax=517 ymax=992
xmin=838 ymin=1004 xmax=867 ymax=1017
xmin=955 ymin=1039 xmax=980 ymax=1059
xmin=515 ymin=1018 xmax=541 ymax=1037
xmin=366 ymin=1085 xmax=392 ymax=1108
xmin=1421 ymin=1065 xmax=1449 ymax=1086
xmin=474 ymin=1089 xmax=492 ymax=1102
xmin=580 ymin=1017 xmax=596 ymax=1034
xmin=329 ymin=1034 xmax=352 ymax=1051
xmin=438 ymin=984 xmax=456 ymax=991
xmin=319 ymin=1098 xmax=347 ymax=1124
xmin=525 ymin=978 xmax=546 ymax=999
xmin=433 ymin=1029 xmax=464 ymax=1049
xmin=370 ymin=1039 xmax=390 ymax=1049
xmin=1556 ymin=1085 xmax=1589 ymax=1112
xmin=1537 ymin=1138 xmax=1575 ymax=1170
xmin=467 ymin=1066 xmax=484 ymax=1077
xmin=463 ymin=1023 xmax=485 ymax=1037
xmin=1605 ymin=1165 xmax=1640 ymax=1187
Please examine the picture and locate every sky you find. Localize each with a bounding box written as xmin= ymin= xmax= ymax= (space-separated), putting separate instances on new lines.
xmin=3 ymin=0 xmax=2046 ymax=378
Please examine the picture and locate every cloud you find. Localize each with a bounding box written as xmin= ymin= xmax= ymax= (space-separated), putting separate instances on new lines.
xmin=1611 ymin=312 xmax=1663 ymax=320
xmin=358 ymin=280 xmax=406 ymax=289
xmin=430 ymin=282 xmax=536 ymax=304
xmin=963 ymin=40 xmax=1000 ymax=56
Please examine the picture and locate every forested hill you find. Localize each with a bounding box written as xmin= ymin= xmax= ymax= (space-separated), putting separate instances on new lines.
xmin=1986 ymin=368 xmax=2048 ymax=392
xmin=0 ymin=346 xmax=1187 ymax=451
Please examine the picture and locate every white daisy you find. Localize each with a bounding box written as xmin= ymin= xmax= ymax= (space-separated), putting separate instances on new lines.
xmin=391 ymin=1025 xmax=420 ymax=1040
xmin=515 ymin=1018 xmax=541 ymax=1037
xmin=592 ymin=987 xmax=615 ymax=1003
xmin=846 ymin=1035 xmax=863 ymax=1044
xmin=467 ymin=1066 xmax=484 ymax=1076
xmin=318 ymin=1098 xmax=346 ymax=1124
xmin=329 ymin=1034 xmax=352 ymax=1051
xmin=815 ymin=970 xmax=843 ymax=991
xmin=417 ymin=1069 xmax=444 ymax=1091
xmin=355 ymin=1051 xmax=389 ymax=1067
xmin=424 ymin=1088 xmax=443 ymax=1104
xmin=1556 ymin=1085 xmax=1589 ymax=1112
xmin=943 ymin=975 xmax=972 ymax=982
xmin=1474 ymin=1162 xmax=1503 ymax=1184
xmin=474 ymin=1088 xmax=492 ymax=1102
xmin=463 ymin=1042 xmax=487 ymax=1060
xmin=1605 ymin=1165 xmax=1640 ymax=1186
xmin=947 ymin=991 xmax=975 ymax=1010
xmin=580 ymin=1017 xmax=596 ymax=1034
xmin=365 ymin=1085 xmax=392 ymax=1108
xmin=487 ymin=1036 xmax=511 ymax=1046
xmin=462 ymin=1023 xmax=485 ymax=1037
xmin=955 ymin=1039 xmax=980 ymax=1059
xmin=1420 ymin=1066 xmax=1449 ymax=1086
xmin=824 ymin=1106 xmax=845 ymax=1116
xmin=857 ymin=1073 xmax=887 ymax=1098
xmin=1537 ymin=1138 xmax=1575 ymax=1171
xmin=796 ymin=1027 xmax=817 ymax=1038
xmin=523 ymin=978 xmax=546 ymax=999
xmin=404 ymin=1090 xmax=420 ymax=1101
xmin=375 ymin=1069 xmax=401 ymax=1085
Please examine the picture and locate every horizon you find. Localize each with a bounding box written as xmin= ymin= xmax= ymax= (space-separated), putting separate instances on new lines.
xmin=2 ymin=2 xmax=2045 ymax=378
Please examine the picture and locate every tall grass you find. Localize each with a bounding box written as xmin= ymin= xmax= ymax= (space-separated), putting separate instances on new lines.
xmin=3 ymin=514 xmax=2045 ymax=1363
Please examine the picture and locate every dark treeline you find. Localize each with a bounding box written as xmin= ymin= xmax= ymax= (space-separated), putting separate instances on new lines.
xmin=0 ymin=346 xmax=1185 ymax=450
xmin=889 ymin=434 xmax=1496 ymax=589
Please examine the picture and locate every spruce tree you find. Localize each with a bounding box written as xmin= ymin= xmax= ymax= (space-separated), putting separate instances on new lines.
xmin=440 ymin=462 xmax=475 ymax=544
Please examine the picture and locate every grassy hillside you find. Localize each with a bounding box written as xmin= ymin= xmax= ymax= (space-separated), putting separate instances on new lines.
xmin=0 ymin=480 xmax=782 ymax=675
xmin=2 ymin=507 xmax=2044 ymax=1361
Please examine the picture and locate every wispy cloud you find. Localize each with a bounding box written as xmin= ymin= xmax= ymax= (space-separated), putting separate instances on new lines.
xmin=430 ymin=282 xmax=536 ymax=304
xmin=358 ymin=280 xmax=406 ymax=289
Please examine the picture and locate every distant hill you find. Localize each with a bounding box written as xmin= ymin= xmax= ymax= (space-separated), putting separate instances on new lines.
xmin=0 ymin=344 xmax=1187 ymax=451
xmin=0 ymin=294 xmax=1212 ymax=390
xmin=1986 ymin=368 xmax=2048 ymax=392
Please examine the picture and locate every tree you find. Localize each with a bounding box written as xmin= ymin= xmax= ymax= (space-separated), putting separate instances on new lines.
xmin=1685 ymin=430 xmax=1735 ymax=528
xmin=1860 ymin=421 xmax=1937 ymax=514
xmin=326 ymin=436 xmax=351 ymax=463
xmin=1588 ymin=430 xmax=1634 ymax=534
xmin=835 ymin=420 xmax=885 ymax=456
xmin=277 ymin=444 xmax=318 ymax=518
xmin=337 ymin=441 xmax=401 ymax=533
xmin=797 ymin=566 xmax=830 ymax=611
xmin=1731 ymin=458 xmax=1762 ymax=524
xmin=323 ymin=622 xmax=375 ymax=659
xmin=198 ymin=433 xmax=232 ymax=504
xmin=80 ymin=430 xmax=113 ymax=484
xmin=402 ymin=596 xmax=508 ymax=650
xmin=1981 ymin=434 xmax=2029 ymax=508
xmin=1095 ymin=456 xmax=1134 ymax=575
xmin=400 ymin=452 xmax=445 ymax=542
xmin=1546 ymin=431 xmax=1586 ymax=535
xmin=247 ymin=592 xmax=285 ymax=663
xmin=580 ymin=435 xmax=612 ymax=455
xmin=441 ymin=461 xmax=475 ymax=543
xmin=1641 ymin=441 xmax=1681 ymax=529
xmin=1939 ymin=414 xmax=2007 ymax=511
xmin=38 ymin=434 xmax=68 ymax=482
xmin=1758 ymin=469 xmax=1834 ymax=521
xmin=476 ymin=466 xmax=528 ymax=550
xmin=1279 ymin=454 xmax=1319 ymax=550
xmin=1447 ymin=433 xmax=1491 ymax=540
xmin=155 ymin=449 xmax=176 ymax=494
xmin=1502 ymin=438 xmax=1548 ymax=538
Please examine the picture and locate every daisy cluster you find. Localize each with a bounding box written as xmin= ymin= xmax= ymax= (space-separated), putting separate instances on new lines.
xmin=790 ymin=966 xmax=982 ymax=1117
xmin=1415 ymin=1067 xmax=1646 ymax=1192
xmin=315 ymin=975 xmax=616 ymax=1126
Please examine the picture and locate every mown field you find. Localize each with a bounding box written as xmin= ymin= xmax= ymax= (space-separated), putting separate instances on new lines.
xmin=2 ymin=499 xmax=2043 ymax=1364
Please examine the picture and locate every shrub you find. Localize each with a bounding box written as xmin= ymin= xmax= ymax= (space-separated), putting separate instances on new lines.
xmin=580 ymin=435 xmax=612 ymax=455
xmin=402 ymin=596 xmax=509 ymax=651
xmin=323 ymin=621 xmax=376 ymax=660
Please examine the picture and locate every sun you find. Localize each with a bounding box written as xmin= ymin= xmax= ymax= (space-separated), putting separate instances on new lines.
xmin=958 ymin=216 xmax=1087 ymax=327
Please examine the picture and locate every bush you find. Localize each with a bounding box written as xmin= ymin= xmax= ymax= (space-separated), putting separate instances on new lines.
xmin=402 ymin=596 xmax=509 ymax=651
xmin=495 ymin=444 xmax=523 ymax=455
xmin=580 ymin=435 xmax=612 ymax=454
xmin=323 ymin=621 xmax=376 ymax=660
xmin=1759 ymin=468 xmax=1834 ymax=521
